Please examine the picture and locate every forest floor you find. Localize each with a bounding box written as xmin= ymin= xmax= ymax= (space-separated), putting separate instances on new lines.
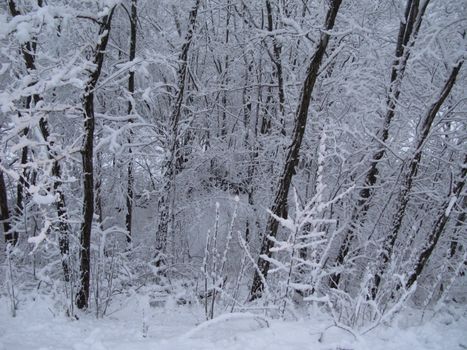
xmin=1 ymin=292 xmax=466 ymax=350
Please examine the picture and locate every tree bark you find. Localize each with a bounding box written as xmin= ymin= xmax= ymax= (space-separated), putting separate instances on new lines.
xmin=0 ymin=163 xmax=13 ymax=245
xmin=249 ymin=0 xmax=343 ymax=300
xmin=76 ymin=8 xmax=115 ymax=310
xmin=265 ymin=0 xmax=286 ymax=135
xmin=126 ymin=0 xmax=137 ymax=244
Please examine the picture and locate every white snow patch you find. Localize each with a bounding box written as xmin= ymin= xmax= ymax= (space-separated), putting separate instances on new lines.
xmin=32 ymin=192 xmax=57 ymax=205
xmin=0 ymin=294 xmax=466 ymax=350
xmin=27 ymin=220 xmax=51 ymax=252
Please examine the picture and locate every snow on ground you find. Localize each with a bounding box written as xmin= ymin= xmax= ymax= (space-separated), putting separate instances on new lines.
xmin=1 ymin=293 xmax=466 ymax=350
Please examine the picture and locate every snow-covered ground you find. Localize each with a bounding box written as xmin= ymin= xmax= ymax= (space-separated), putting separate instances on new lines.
xmin=1 ymin=293 xmax=466 ymax=350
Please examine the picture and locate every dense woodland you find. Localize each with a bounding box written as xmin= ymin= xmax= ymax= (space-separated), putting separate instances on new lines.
xmin=0 ymin=0 xmax=466 ymax=329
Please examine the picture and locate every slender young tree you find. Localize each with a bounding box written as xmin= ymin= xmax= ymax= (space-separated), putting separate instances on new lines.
xmin=77 ymin=7 xmax=116 ymax=309
xmin=125 ymin=0 xmax=138 ymax=244
xmin=265 ymin=0 xmax=286 ymax=135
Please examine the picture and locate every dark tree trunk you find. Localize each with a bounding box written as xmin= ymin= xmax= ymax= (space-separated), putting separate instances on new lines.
xmin=371 ymin=58 xmax=464 ymax=297
xmin=329 ymin=0 xmax=429 ymax=288
xmin=0 ymin=164 xmax=13 ymax=245
xmin=249 ymin=0 xmax=343 ymax=301
xmin=126 ymin=0 xmax=137 ymax=244
xmin=53 ymin=167 xmax=71 ymax=282
xmin=39 ymin=114 xmax=71 ymax=282
xmin=15 ymin=145 xmax=28 ymax=231
xmin=76 ymin=9 xmax=115 ymax=310
xmin=219 ymin=0 xmax=231 ymax=138
xmin=265 ymin=0 xmax=286 ymax=135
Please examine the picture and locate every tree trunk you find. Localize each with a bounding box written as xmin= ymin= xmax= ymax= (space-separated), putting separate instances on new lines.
xmin=329 ymin=0 xmax=429 ymax=288
xmin=76 ymin=8 xmax=115 ymax=310
xmin=15 ymin=145 xmax=28 ymax=237
xmin=371 ymin=58 xmax=464 ymax=297
xmin=249 ymin=0 xmax=343 ymax=301
xmin=265 ymin=0 xmax=286 ymax=135
xmin=126 ymin=0 xmax=137 ymax=244
xmin=0 ymin=164 xmax=13 ymax=245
